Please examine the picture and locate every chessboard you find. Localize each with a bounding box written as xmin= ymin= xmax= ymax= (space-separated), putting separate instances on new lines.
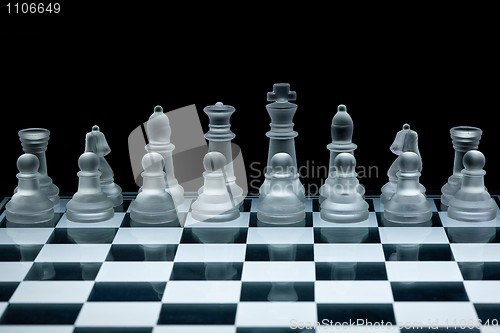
xmin=0 ymin=194 xmax=499 ymax=333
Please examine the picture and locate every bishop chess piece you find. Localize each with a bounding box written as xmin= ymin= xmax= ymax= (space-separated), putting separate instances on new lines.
xmin=85 ymin=125 xmax=123 ymax=207
xmin=191 ymin=152 xmax=240 ymax=222
xmin=448 ymin=150 xmax=497 ymax=222
xmin=66 ymin=152 xmax=115 ymax=223
xmin=441 ymin=126 xmax=483 ymax=208
xmin=259 ymin=83 xmax=305 ymax=202
xmin=320 ymin=153 xmax=369 ymax=223
xmin=257 ymin=153 xmax=306 ymax=225
xmin=384 ymin=152 xmax=432 ymax=224
xmin=199 ymin=102 xmax=244 ymax=205
xmin=18 ymin=128 xmax=59 ymax=204
xmin=381 ymin=124 xmax=425 ymax=204
xmin=145 ymin=105 xmax=184 ymax=207
xmin=130 ymin=152 xmax=179 ymax=224
xmin=319 ymin=104 xmax=364 ymax=204
xmin=6 ymin=154 xmax=54 ymax=224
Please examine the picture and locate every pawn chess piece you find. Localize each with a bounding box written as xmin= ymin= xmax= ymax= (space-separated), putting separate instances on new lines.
xmin=319 ymin=105 xmax=364 ymax=204
xmin=191 ymin=152 xmax=240 ymax=222
xmin=145 ymin=105 xmax=184 ymax=207
xmin=85 ymin=125 xmax=123 ymax=207
xmin=6 ymin=154 xmax=54 ymax=224
xmin=130 ymin=152 xmax=179 ymax=224
xmin=381 ymin=124 xmax=426 ymax=204
xmin=448 ymin=150 xmax=497 ymax=222
xmin=384 ymin=152 xmax=432 ymax=224
xmin=66 ymin=152 xmax=115 ymax=223
xmin=321 ymin=153 xmax=369 ymax=223
xmin=257 ymin=153 xmax=305 ymax=224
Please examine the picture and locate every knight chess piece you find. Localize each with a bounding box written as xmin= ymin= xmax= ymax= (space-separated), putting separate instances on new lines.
xmin=319 ymin=104 xmax=364 ymax=204
xmin=130 ymin=152 xmax=179 ymax=224
xmin=448 ymin=150 xmax=497 ymax=222
xmin=18 ymin=128 xmax=59 ymax=204
xmin=259 ymin=83 xmax=305 ymax=202
xmin=191 ymin=152 xmax=240 ymax=222
xmin=320 ymin=153 xmax=369 ymax=223
xmin=383 ymin=152 xmax=433 ymax=224
xmin=257 ymin=153 xmax=306 ymax=224
xmin=66 ymin=152 xmax=115 ymax=223
xmin=85 ymin=125 xmax=123 ymax=207
xmin=381 ymin=124 xmax=426 ymax=204
xmin=198 ymin=102 xmax=244 ymax=206
xmin=441 ymin=126 xmax=483 ymax=209
xmin=6 ymin=154 xmax=54 ymax=224
xmin=145 ymin=105 xmax=184 ymax=207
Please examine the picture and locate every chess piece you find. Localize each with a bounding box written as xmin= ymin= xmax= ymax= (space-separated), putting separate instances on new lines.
xmin=145 ymin=105 xmax=184 ymax=207
xmin=6 ymin=154 xmax=54 ymax=224
xmin=319 ymin=104 xmax=364 ymax=204
xmin=381 ymin=124 xmax=425 ymax=204
xmin=18 ymin=128 xmax=59 ymax=204
xmin=130 ymin=152 xmax=179 ymax=224
xmin=257 ymin=153 xmax=305 ymax=224
xmin=448 ymin=150 xmax=497 ymax=222
xmin=320 ymin=153 xmax=369 ymax=223
xmin=85 ymin=125 xmax=123 ymax=207
xmin=259 ymin=83 xmax=305 ymax=202
xmin=66 ymin=152 xmax=115 ymax=223
xmin=384 ymin=152 xmax=432 ymax=224
xmin=441 ymin=126 xmax=483 ymax=208
xmin=198 ymin=102 xmax=244 ymax=206
xmin=192 ymin=152 xmax=240 ymax=222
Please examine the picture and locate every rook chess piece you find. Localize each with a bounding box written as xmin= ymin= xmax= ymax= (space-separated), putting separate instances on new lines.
xmin=6 ymin=154 xmax=54 ymax=224
xmin=441 ymin=126 xmax=483 ymax=208
xmin=381 ymin=124 xmax=425 ymax=204
xmin=18 ymin=128 xmax=59 ymax=204
xmin=384 ymin=152 xmax=432 ymax=224
xmin=199 ymin=102 xmax=244 ymax=206
xmin=448 ymin=150 xmax=497 ymax=222
xmin=66 ymin=152 xmax=115 ymax=223
xmin=85 ymin=125 xmax=123 ymax=207
xmin=320 ymin=153 xmax=369 ymax=223
xmin=130 ymin=152 xmax=179 ymax=224
xmin=191 ymin=152 xmax=240 ymax=222
xmin=259 ymin=83 xmax=305 ymax=202
xmin=257 ymin=153 xmax=306 ymax=224
xmin=319 ymin=104 xmax=364 ymax=203
xmin=145 ymin=105 xmax=184 ymax=207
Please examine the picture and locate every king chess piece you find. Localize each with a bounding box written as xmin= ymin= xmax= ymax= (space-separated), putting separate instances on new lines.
xmin=320 ymin=153 xmax=369 ymax=223
xmin=383 ymin=152 xmax=432 ymax=224
xmin=259 ymin=83 xmax=305 ymax=202
xmin=381 ymin=124 xmax=425 ymax=204
xmin=319 ymin=104 xmax=364 ymax=204
xmin=448 ymin=150 xmax=497 ymax=222
xmin=18 ymin=128 xmax=59 ymax=204
xmin=441 ymin=126 xmax=483 ymax=209
xmin=191 ymin=152 xmax=240 ymax=222
xmin=66 ymin=152 xmax=115 ymax=223
xmin=6 ymin=154 xmax=54 ymax=224
xmin=85 ymin=125 xmax=123 ymax=207
xmin=130 ymin=152 xmax=179 ymax=224
xmin=257 ymin=153 xmax=306 ymax=225
xmin=198 ymin=102 xmax=244 ymax=206
xmin=145 ymin=105 xmax=184 ymax=207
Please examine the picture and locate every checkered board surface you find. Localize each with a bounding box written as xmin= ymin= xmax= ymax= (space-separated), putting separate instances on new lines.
xmin=0 ymin=194 xmax=500 ymax=333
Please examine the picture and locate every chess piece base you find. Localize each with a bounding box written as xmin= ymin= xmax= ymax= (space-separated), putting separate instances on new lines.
xmin=66 ymin=193 xmax=114 ymax=223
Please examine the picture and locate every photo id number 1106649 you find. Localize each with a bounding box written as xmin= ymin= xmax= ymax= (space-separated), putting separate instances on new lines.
xmin=6 ymin=3 xmax=60 ymax=14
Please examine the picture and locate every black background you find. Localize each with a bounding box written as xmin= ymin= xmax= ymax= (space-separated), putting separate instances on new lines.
xmin=1 ymin=3 xmax=499 ymax=198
